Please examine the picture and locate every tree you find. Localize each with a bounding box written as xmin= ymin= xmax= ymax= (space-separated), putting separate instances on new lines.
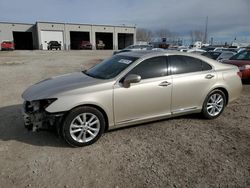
xmin=154 ymin=28 xmax=172 ymax=39
xmin=136 ymin=28 xmax=153 ymax=42
xmin=154 ymin=28 xmax=179 ymax=43
xmin=190 ymin=30 xmax=205 ymax=43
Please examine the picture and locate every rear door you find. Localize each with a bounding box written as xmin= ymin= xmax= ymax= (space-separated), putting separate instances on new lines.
xmin=168 ymin=55 xmax=217 ymax=114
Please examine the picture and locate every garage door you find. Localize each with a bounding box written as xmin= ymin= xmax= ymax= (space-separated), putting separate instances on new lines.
xmin=41 ymin=30 xmax=64 ymax=50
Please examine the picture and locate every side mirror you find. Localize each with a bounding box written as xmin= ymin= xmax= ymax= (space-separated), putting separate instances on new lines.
xmin=123 ymin=74 xmax=141 ymax=88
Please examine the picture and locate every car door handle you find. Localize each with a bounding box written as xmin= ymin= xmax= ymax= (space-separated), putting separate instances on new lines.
xmin=159 ymin=81 xmax=171 ymax=87
xmin=205 ymin=74 xmax=214 ymax=79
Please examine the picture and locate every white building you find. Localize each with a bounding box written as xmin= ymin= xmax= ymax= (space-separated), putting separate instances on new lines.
xmin=0 ymin=21 xmax=136 ymax=50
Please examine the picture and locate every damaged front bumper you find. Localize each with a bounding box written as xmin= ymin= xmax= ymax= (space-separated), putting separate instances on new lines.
xmin=22 ymin=100 xmax=64 ymax=132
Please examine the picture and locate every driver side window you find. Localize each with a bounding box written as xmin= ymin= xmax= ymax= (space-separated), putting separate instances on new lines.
xmin=128 ymin=56 xmax=167 ymax=79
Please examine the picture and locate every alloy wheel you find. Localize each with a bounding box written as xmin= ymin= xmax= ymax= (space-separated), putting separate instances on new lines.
xmin=69 ymin=113 xmax=100 ymax=143
xmin=206 ymin=93 xmax=224 ymax=117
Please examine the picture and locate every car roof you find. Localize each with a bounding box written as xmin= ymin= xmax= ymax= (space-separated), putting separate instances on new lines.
xmin=116 ymin=50 xmax=227 ymax=70
xmin=117 ymin=50 xmax=172 ymax=58
xmin=118 ymin=50 xmax=208 ymax=59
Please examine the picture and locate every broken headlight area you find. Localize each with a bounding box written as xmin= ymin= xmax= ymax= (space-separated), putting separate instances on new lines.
xmin=22 ymin=98 xmax=63 ymax=131
xmin=24 ymin=98 xmax=57 ymax=113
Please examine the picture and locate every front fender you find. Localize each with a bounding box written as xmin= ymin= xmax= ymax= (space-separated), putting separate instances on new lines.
xmin=45 ymin=90 xmax=114 ymax=126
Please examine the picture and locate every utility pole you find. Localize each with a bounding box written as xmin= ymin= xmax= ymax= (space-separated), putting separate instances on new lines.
xmin=204 ymin=16 xmax=208 ymax=44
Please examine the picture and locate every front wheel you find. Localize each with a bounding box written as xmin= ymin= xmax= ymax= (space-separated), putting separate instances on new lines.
xmin=202 ymin=90 xmax=226 ymax=119
xmin=62 ymin=106 xmax=105 ymax=147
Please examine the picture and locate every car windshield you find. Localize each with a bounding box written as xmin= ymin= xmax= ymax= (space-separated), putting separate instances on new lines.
xmin=84 ymin=55 xmax=138 ymax=79
xmin=230 ymin=50 xmax=250 ymax=60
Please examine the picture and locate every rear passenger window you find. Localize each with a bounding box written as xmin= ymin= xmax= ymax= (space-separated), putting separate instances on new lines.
xmin=128 ymin=56 xmax=167 ymax=79
xmin=202 ymin=61 xmax=212 ymax=71
xmin=169 ymin=55 xmax=211 ymax=74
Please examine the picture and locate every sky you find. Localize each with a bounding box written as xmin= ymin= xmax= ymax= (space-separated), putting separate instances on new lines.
xmin=0 ymin=0 xmax=250 ymax=44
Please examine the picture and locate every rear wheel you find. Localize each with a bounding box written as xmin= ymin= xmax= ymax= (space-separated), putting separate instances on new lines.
xmin=62 ymin=106 xmax=105 ymax=147
xmin=202 ymin=90 xmax=226 ymax=119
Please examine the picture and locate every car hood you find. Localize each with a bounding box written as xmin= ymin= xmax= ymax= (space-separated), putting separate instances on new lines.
xmin=22 ymin=72 xmax=104 ymax=101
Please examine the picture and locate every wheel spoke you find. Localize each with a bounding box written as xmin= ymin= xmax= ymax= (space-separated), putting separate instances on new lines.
xmin=87 ymin=115 xmax=96 ymax=124
xmin=71 ymin=124 xmax=81 ymax=128
xmin=215 ymin=106 xmax=220 ymax=112
xmin=88 ymin=127 xmax=98 ymax=132
xmin=211 ymin=95 xmax=215 ymax=102
xmin=82 ymin=131 xmax=87 ymax=142
xmin=87 ymin=130 xmax=95 ymax=137
xmin=211 ymin=107 xmax=215 ymax=115
xmin=82 ymin=113 xmax=87 ymax=123
xmin=70 ymin=128 xmax=82 ymax=133
xmin=77 ymin=131 xmax=84 ymax=140
xmin=207 ymin=105 xmax=213 ymax=110
xmin=89 ymin=120 xmax=98 ymax=126
xmin=77 ymin=116 xmax=83 ymax=124
xmin=216 ymin=99 xmax=223 ymax=104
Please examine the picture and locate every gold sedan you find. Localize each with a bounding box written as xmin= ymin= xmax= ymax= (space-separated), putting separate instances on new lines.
xmin=22 ymin=51 xmax=242 ymax=147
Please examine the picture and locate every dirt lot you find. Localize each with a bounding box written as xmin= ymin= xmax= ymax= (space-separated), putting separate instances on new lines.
xmin=0 ymin=50 xmax=249 ymax=188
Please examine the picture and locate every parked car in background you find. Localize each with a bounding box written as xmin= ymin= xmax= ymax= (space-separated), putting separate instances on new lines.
xmin=201 ymin=51 xmax=236 ymax=61
xmin=187 ymin=48 xmax=206 ymax=54
xmin=1 ymin=41 xmax=14 ymax=50
xmin=96 ymin=40 xmax=105 ymax=50
xmin=177 ymin=46 xmax=189 ymax=52
xmin=222 ymin=49 xmax=250 ymax=80
xmin=79 ymin=41 xmax=92 ymax=50
xmin=201 ymin=46 xmax=216 ymax=52
xmin=213 ymin=47 xmax=229 ymax=52
xmin=47 ymin=41 xmax=61 ymax=50
xmin=22 ymin=51 xmax=242 ymax=147
xmin=113 ymin=44 xmax=153 ymax=55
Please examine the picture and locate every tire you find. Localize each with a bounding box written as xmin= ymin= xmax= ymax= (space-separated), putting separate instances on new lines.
xmin=62 ymin=106 xmax=105 ymax=147
xmin=202 ymin=89 xmax=226 ymax=119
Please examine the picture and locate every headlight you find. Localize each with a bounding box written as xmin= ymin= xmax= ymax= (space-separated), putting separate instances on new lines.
xmin=30 ymin=98 xmax=57 ymax=111
xmin=39 ymin=98 xmax=57 ymax=109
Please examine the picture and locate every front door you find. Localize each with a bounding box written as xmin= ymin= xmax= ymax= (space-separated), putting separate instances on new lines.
xmin=114 ymin=56 xmax=172 ymax=125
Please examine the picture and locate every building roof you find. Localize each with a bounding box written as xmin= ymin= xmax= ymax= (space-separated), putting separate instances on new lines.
xmin=0 ymin=21 xmax=136 ymax=28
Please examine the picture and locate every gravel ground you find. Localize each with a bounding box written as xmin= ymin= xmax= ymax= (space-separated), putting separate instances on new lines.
xmin=0 ymin=50 xmax=249 ymax=188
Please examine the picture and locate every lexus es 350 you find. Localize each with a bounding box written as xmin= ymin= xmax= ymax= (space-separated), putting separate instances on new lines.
xmin=22 ymin=51 xmax=242 ymax=147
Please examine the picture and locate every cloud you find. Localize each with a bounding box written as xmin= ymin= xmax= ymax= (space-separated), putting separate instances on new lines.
xmin=0 ymin=0 xmax=249 ymax=42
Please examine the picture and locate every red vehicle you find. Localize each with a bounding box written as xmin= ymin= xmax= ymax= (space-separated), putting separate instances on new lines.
xmin=222 ymin=49 xmax=250 ymax=80
xmin=1 ymin=41 xmax=14 ymax=50
xmin=79 ymin=41 xmax=92 ymax=50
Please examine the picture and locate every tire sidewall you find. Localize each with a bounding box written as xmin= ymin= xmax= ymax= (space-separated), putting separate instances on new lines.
xmin=62 ymin=107 xmax=105 ymax=147
xmin=202 ymin=90 xmax=226 ymax=119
